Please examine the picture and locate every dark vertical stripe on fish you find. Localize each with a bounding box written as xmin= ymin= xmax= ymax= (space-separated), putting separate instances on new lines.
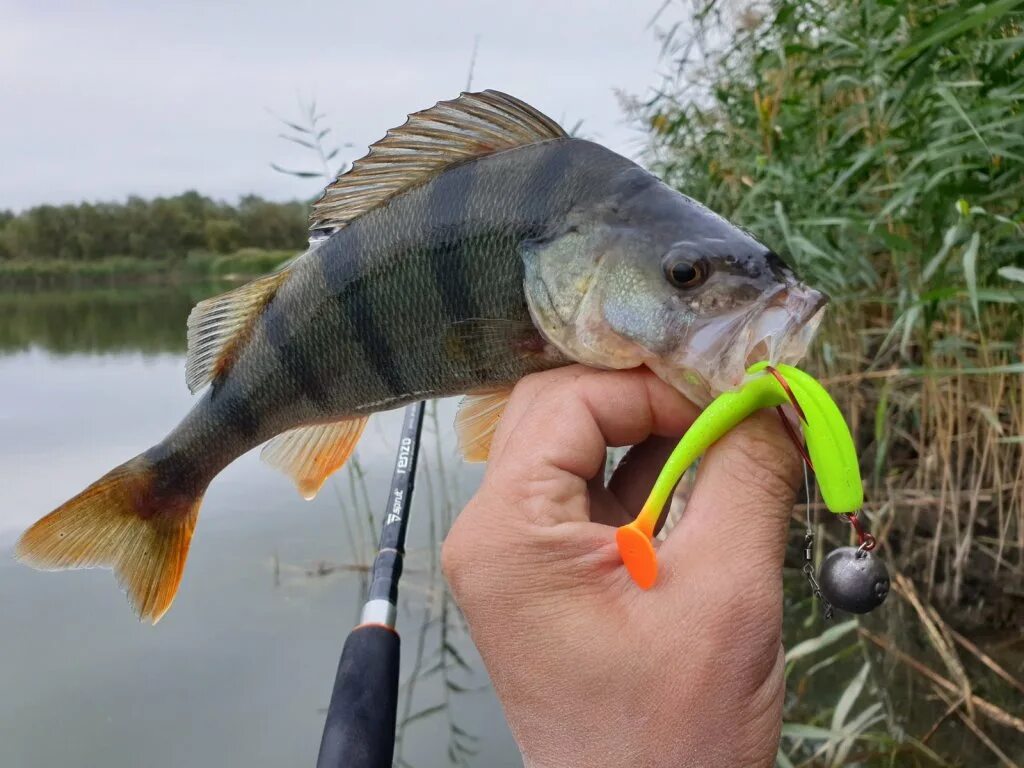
xmin=423 ymin=166 xmax=479 ymax=324
xmin=262 ymin=289 xmax=334 ymax=411
xmin=325 ymin=227 xmax=406 ymax=398
xmin=213 ymin=386 xmax=263 ymax=442
xmin=321 ymin=228 xmax=361 ymax=296
xmin=145 ymin=441 xmax=207 ymax=499
xmin=519 ymin=141 xmax=577 ymax=232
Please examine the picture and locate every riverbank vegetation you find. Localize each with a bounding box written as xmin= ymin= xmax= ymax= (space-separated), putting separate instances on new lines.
xmin=0 ymin=192 xmax=305 ymax=285
xmin=636 ymin=0 xmax=1023 ymax=762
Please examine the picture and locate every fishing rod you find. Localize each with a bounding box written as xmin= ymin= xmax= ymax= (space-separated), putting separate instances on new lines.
xmin=316 ymin=401 xmax=426 ymax=768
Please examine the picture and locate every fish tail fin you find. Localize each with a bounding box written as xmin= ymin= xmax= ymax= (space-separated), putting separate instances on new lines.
xmin=15 ymin=453 xmax=203 ymax=624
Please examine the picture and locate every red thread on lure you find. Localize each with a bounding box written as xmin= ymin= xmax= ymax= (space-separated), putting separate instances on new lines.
xmin=844 ymin=512 xmax=876 ymax=551
xmin=765 ymin=366 xmax=814 ymax=471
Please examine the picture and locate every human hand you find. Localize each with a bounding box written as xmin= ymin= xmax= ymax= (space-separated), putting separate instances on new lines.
xmin=442 ymin=366 xmax=802 ymax=768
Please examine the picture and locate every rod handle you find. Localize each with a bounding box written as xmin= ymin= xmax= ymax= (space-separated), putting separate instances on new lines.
xmin=316 ymin=624 xmax=400 ymax=768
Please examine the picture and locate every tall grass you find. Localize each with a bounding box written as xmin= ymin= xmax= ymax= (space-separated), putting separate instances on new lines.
xmin=639 ymin=0 xmax=1023 ymax=610
xmin=634 ymin=0 xmax=1023 ymax=761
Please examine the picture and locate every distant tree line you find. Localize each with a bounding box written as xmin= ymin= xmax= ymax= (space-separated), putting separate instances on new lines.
xmin=0 ymin=192 xmax=309 ymax=263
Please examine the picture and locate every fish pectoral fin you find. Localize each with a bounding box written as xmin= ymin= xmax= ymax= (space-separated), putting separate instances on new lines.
xmin=444 ymin=318 xmax=554 ymax=368
xmin=261 ymin=416 xmax=370 ymax=500
xmin=185 ymin=269 xmax=290 ymax=393
xmin=456 ymin=388 xmax=514 ymax=463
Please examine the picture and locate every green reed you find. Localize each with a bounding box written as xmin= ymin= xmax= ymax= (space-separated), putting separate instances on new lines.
xmin=635 ymin=1 xmax=1024 ymax=763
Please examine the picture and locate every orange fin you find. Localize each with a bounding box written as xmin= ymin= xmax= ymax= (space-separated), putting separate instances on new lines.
xmin=456 ymin=388 xmax=513 ymax=462
xmin=185 ymin=269 xmax=289 ymax=393
xmin=16 ymin=455 xmax=202 ymax=624
xmin=261 ymin=416 xmax=369 ymax=500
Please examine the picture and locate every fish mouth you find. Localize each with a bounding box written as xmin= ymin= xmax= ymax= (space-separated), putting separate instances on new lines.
xmin=743 ymin=285 xmax=829 ymax=370
xmin=648 ymin=283 xmax=829 ymax=407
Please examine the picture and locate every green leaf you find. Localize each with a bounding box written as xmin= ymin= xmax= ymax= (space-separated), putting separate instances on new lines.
xmin=973 ymin=288 xmax=1024 ymax=304
xmin=998 ymin=266 xmax=1024 ymax=283
xmin=962 ymin=231 xmax=981 ymax=322
xmin=277 ymin=134 xmax=318 ymax=150
xmin=912 ymin=362 xmax=1024 ymax=376
xmin=832 ymin=703 xmax=884 ymax=765
xmin=785 ymin=620 xmax=858 ymax=663
xmin=896 ymin=0 xmax=1024 ymax=62
xmin=269 ymin=163 xmax=325 ymax=179
xmin=831 ymin=662 xmax=869 ymax=733
xmin=775 ymin=747 xmax=797 ymax=768
xmin=936 ymin=86 xmax=991 ymax=155
xmin=780 ymin=723 xmax=842 ymax=741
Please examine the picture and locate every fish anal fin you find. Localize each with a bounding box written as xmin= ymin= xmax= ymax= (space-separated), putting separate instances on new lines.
xmin=16 ymin=455 xmax=202 ymax=624
xmin=456 ymin=387 xmax=514 ymax=463
xmin=309 ymin=90 xmax=567 ymax=233
xmin=185 ymin=270 xmax=289 ymax=393
xmin=261 ymin=416 xmax=370 ymax=500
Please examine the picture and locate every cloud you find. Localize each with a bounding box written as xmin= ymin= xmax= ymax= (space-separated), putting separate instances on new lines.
xmin=1 ymin=0 xmax=668 ymax=210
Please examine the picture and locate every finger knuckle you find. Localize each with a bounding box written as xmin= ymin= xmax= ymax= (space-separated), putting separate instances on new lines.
xmin=440 ymin=514 xmax=473 ymax=593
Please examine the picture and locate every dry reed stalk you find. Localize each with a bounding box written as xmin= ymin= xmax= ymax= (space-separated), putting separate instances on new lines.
xmin=859 ymin=629 xmax=1024 ymax=734
xmin=948 ymin=628 xmax=1024 ymax=698
xmin=891 ymin=572 xmax=975 ymax=720
xmin=931 ymin=685 xmax=1022 ymax=768
xmin=919 ymin=695 xmax=966 ymax=747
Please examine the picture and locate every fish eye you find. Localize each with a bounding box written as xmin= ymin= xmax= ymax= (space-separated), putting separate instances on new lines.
xmin=664 ymin=257 xmax=709 ymax=289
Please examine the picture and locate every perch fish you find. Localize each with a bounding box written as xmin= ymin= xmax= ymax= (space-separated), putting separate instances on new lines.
xmin=17 ymin=90 xmax=827 ymax=621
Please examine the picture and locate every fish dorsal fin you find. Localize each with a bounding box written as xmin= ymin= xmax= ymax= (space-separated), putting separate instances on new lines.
xmin=185 ymin=270 xmax=289 ymax=393
xmin=261 ymin=416 xmax=369 ymax=500
xmin=456 ymin=387 xmax=514 ymax=463
xmin=309 ymin=90 xmax=567 ymax=232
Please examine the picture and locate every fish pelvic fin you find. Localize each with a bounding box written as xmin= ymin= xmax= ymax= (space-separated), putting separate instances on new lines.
xmin=185 ymin=270 xmax=289 ymax=393
xmin=261 ymin=416 xmax=370 ymax=500
xmin=309 ymin=90 xmax=568 ymax=233
xmin=456 ymin=387 xmax=514 ymax=463
xmin=15 ymin=454 xmax=203 ymax=624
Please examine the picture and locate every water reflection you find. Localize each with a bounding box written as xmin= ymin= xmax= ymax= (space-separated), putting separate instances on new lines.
xmin=0 ymin=283 xmax=518 ymax=768
xmin=0 ymin=283 xmax=220 ymax=355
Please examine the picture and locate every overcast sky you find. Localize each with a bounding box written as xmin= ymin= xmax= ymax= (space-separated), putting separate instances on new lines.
xmin=2 ymin=0 xmax=674 ymax=211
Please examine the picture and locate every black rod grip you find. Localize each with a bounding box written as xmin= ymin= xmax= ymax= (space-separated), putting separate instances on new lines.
xmin=316 ymin=625 xmax=400 ymax=768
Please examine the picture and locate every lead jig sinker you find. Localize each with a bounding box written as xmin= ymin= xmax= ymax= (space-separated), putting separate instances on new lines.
xmin=818 ymin=546 xmax=890 ymax=614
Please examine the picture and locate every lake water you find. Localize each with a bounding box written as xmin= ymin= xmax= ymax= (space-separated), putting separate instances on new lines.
xmin=3 ymin=284 xmax=1021 ymax=767
xmin=0 ymin=284 xmax=517 ymax=767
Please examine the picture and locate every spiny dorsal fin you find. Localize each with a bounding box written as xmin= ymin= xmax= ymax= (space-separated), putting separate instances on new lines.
xmin=185 ymin=270 xmax=289 ymax=393
xmin=309 ymin=90 xmax=567 ymax=232
xmin=261 ymin=416 xmax=369 ymax=500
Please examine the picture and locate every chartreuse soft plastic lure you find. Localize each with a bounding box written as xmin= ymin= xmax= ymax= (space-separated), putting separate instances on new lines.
xmin=616 ymin=362 xmax=863 ymax=590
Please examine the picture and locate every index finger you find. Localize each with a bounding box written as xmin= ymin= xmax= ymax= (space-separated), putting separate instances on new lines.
xmin=485 ymin=366 xmax=699 ymax=521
